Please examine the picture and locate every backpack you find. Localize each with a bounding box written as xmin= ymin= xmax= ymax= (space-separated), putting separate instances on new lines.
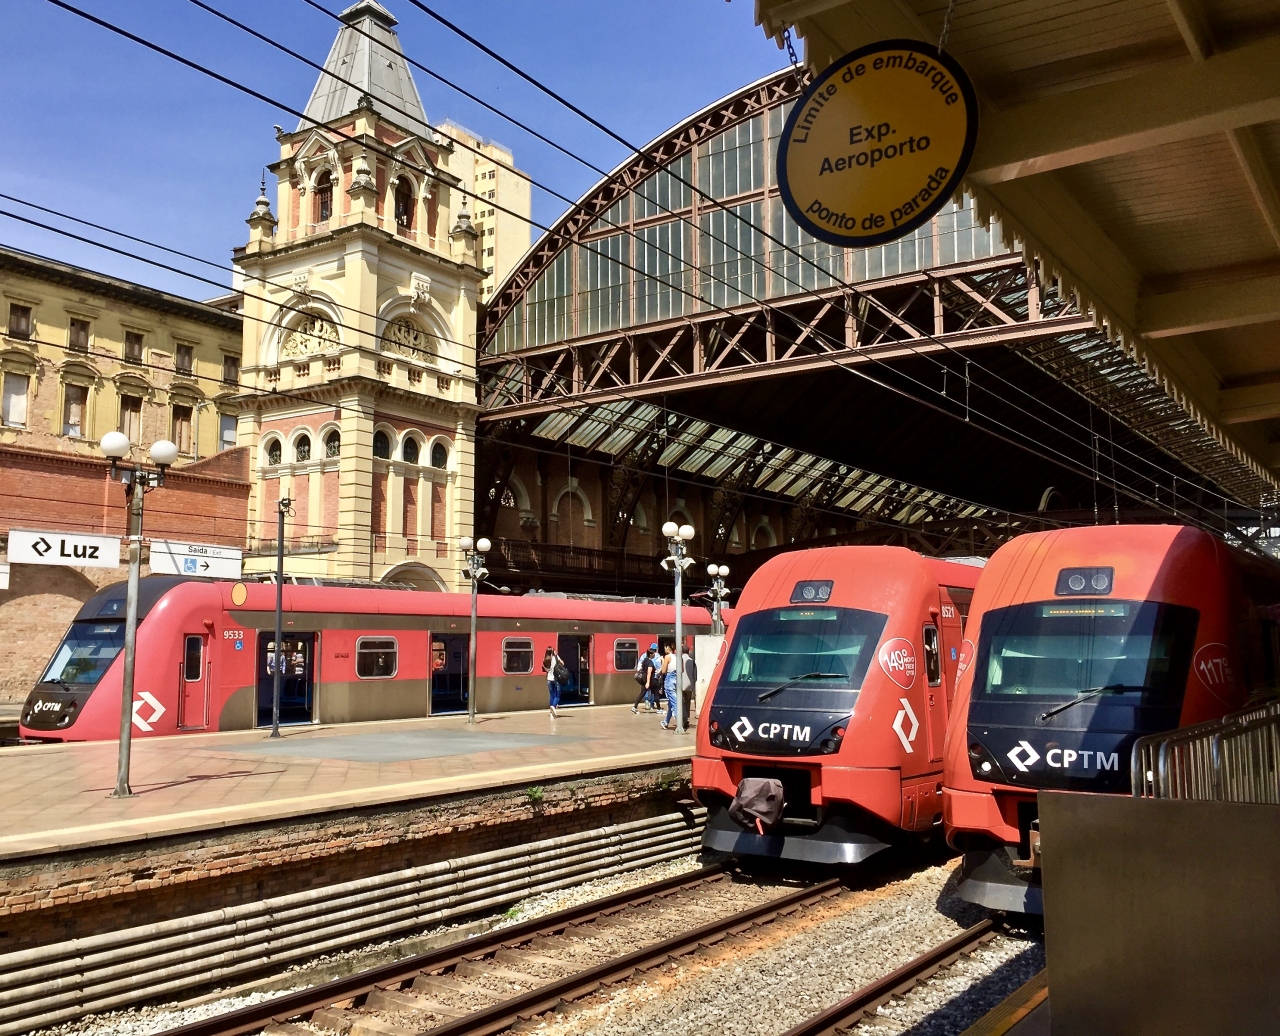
xmin=633 ymin=653 xmax=649 ymax=686
xmin=553 ymin=659 xmax=569 ymax=684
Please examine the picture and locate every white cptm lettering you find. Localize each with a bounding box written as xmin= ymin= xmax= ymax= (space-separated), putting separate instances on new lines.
xmin=731 ymin=716 xmax=811 ymax=742
xmin=1006 ymin=740 xmax=1119 ymax=772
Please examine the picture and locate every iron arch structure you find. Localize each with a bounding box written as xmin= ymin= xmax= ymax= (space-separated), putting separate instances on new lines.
xmin=473 ymin=70 xmax=1279 ymax=593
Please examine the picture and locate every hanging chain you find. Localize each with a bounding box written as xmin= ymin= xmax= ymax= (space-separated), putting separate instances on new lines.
xmin=783 ymin=27 xmax=809 ymax=82
xmin=937 ymin=0 xmax=957 ymax=54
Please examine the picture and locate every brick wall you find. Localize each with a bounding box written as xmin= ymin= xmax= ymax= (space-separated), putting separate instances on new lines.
xmin=0 ymin=764 xmax=693 ymax=951
xmin=0 ymin=444 xmax=250 ymax=701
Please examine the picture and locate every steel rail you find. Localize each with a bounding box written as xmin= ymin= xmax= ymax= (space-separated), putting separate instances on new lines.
xmin=155 ymin=864 xmax=727 ymax=1036
xmin=778 ymin=919 xmax=998 ymax=1036
xmin=422 ymin=877 xmax=844 ymax=1036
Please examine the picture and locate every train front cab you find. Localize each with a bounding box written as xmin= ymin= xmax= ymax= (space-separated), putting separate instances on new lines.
xmin=693 ymin=546 xmax=980 ymax=865
xmin=941 ymin=524 xmax=1273 ymax=914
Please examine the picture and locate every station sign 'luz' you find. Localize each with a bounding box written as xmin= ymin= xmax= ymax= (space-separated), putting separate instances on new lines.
xmin=777 ymin=39 xmax=978 ymax=247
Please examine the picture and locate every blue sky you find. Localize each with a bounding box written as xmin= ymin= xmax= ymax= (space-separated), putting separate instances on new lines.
xmin=0 ymin=0 xmax=786 ymax=300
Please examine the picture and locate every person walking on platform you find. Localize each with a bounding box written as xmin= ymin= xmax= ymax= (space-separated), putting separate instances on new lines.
xmin=680 ymin=645 xmax=698 ymax=732
xmin=543 ymin=646 xmax=565 ymax=718
xmin=659 ymin=643 xmax=679 ymax=730
xmin=631 ymin=643 xmax=659 ymax=713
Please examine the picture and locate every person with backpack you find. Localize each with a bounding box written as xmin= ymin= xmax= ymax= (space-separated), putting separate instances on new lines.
xmin=631 ymin=643 xmax=659 ymax=714
xmin=543 ymin=646 xmax=566 ymax=718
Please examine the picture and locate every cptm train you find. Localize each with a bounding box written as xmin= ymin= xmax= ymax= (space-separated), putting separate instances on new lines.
xmin=943 ymin=524 xmax=1280 ymax=913
xmin=20 ymin=576 xmax=714 ymax=741
xmin=693 ymin=546 xmax=982 ymax=864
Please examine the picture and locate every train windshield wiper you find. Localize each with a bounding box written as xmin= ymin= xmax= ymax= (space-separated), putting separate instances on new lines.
xmin=1037 ymin=684 xmax=1144 ymax=723
xmin=757 ymin=673 xmax=846 ymax=702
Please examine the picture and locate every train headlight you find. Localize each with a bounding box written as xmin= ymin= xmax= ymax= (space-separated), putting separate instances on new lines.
xmin=980 ymin=761 xmax=992 ymax=773
xmin=968 ymin=742 xmax=983 ymax=758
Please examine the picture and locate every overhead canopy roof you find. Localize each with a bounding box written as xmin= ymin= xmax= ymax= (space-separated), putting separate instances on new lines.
xmin=756 ymin=0 xmax=1280 ymax=486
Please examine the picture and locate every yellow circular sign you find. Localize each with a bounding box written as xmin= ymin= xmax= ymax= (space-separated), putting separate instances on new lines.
xmin=230 ymin=581 xmax=249 ymax=607
xmin=778 ymin=40 xmax=978 ymax=247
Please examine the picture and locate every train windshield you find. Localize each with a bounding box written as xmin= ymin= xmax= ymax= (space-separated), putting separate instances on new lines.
xmin=717 ymin=606 xmax=888 ymax=707
xmin=972 ymin=600 xmax=1198 ymax=706
xmin=40 ymin=622 xmax=125 ymax=686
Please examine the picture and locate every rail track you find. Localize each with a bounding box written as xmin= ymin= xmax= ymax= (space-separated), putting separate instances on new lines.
xmin=149 ymin=866 xmax=1004 ymax=1036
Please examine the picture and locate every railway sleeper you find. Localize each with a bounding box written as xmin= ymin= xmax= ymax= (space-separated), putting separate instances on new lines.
xmin=493 ymin=948 xmax=575 ymax=970
xmin=365 ymin=988 xmax=466 ymax=1020
xmin=310 ymin=1005 xmax=417 ymax=1036
xmin=453 ymin=960 xmax=543 ymax=986
xmin=412 ymin=974 xmax=505 ymax=1002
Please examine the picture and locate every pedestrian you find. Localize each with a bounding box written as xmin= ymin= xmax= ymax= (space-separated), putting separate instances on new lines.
xmin=543 ymin=646 xmax=564 ymax=718
xmin=680 ymin=644 xmax=698 ymax=732
xmin=631 ymin=643 xmax=659 ymax=714
xmin=660 ymin=643 xmax=678 ymax=730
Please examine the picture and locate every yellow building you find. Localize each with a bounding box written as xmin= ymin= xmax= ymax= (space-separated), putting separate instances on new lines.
xmin=232 ymin=0 xmax=529 ymax=590
xmin=0 ymin=245 xmax=242 ymax=459
xmin=438 ymin=122 xmax=532 ymax=302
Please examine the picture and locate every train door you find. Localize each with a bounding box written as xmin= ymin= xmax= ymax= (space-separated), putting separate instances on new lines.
xmin=922 ymin=624 xmax=944 ymax=762
xmin=556 ymin=635 xmax=592 ymax=706
xmin=431 ymin=633 xmax=468 ymax=714
xmin=178 ymin=633 xmax=210 ymax=729
xmin=256 ymin=632 xmax=316 ymax=726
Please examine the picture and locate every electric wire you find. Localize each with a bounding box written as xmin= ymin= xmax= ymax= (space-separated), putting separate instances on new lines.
xmin=397 ymin=0 xmax=1261 ymax=512
xmin=32 ymin=0 xmax=1255 ymax=529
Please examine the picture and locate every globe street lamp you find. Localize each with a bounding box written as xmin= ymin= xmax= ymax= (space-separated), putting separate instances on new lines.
xmin=270 ymin=496 xmax=293 ymax=739
xmin=661 ymin=521 xmax=696 ymax=733
xmin=100 ymin=432 xmax=177 ymax=798
xmin=706 ymin=563 xmax=731 ymax=635
xmin=460 ymin=535 xmax=491 ymax=726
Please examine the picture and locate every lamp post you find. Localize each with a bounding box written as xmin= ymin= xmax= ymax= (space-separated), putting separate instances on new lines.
xmin=661 ymin=521 xmax=696 ymax=733
xmin=706 ymin=564 xmax=731 ymax=635
xmin=270 ymin=496 xmax=293 ymax=739
xmin=100 ymin=432 xmax=178 ymax=798
xmin=460 ymin=535 xmax=490 ymax=726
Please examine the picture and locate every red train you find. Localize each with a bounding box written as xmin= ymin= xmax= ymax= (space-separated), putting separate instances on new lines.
xmin=20 ymin=576 xmax=714 ymax=741
xmin=692 ymin=546 xmax=982 ymax=864
xmin=942 ymin=524 xmax=1280 ymax=912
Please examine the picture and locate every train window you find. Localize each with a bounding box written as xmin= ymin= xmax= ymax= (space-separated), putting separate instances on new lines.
xmin=922 ymin=626 xmax=941 ymax=686
xmin=356 ymin=637 xmax=398 ymax=678
xmin=503 ymin=637 xmax=534 ymax=674
xmin=184 ymin=636 xmax=204 ymax=681
xmin=614 ymin=639 xmax=639 ymax=671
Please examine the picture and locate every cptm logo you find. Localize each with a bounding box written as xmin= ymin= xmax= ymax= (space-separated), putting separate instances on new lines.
xmin=878 ymin=638 xmax=917 ymax=690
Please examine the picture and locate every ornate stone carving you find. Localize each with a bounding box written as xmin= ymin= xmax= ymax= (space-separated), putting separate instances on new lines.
xmin=410 ymin=273 xmax=431 ymax=313
xmin=382 ymin=317 xmax=436 ymax=361
xmin=280 ymin=313 xmax=340 ymax=359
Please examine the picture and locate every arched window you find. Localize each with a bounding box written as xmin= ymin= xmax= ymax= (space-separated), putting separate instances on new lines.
xmin=431 ymin=442 xmax=448 ymax=468
xmin=266 ymin=439 xmax=282 ymax=466
xmin=315 ymin=170 xmax=333 ymax=223
xmin=394 ymin=178 xmax=414 ymax=229
xmin=403 ymin=437 xmax=419 ymax=464
xmin=500 ymin=488 xmax=516 ymax=508
xmin=295 ymin=434 xmax=311 ymax=462
xmin=373 ymin=430 xmax=391 ymax=459
xmin=325 ymin=430 xmax=340 ymax=457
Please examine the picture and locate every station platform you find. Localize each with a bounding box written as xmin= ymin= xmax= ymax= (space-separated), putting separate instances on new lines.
xmin=0 ymin=704 xmax=693 ymax=862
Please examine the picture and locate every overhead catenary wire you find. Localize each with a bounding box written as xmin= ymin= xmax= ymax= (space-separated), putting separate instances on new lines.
xmin=30 ymin=0 xmax=1254 ymax=532
xmin=395 ymin=0 xmax=1261 ymax=514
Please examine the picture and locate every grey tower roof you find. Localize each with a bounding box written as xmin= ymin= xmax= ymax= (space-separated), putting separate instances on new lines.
xmin=299 ymin=1 xmax=429 ymax=137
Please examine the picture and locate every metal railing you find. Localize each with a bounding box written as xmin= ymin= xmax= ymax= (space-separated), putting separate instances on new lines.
xmin=1131 ymin=699 xmax=1280 ymax=803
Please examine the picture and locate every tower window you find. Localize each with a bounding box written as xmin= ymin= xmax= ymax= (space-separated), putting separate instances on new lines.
xmin=431 ymin=442 xmax=448 ymax=469
xmin=295 ymin=434 xmax=311 ymax=462
xmin=373 ymin=430 xmax=391 ymax=459
xmin=403 ymin=437 xmax=419 ymax=464
xmin=325 ymin=430 xmax=340 ymax=457
xmin=315 ymin=170 xmax=333 ymax=223
xmin=394 ymin=178 xmax=414 ymax=229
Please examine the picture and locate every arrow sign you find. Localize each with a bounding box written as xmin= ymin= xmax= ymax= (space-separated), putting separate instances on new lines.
xmin=149 ymin=540 xmax=243 ymax=580
xmin=892 ymin=697 xmax=919 ymax=752
xmin=7 ymin=529 xmax=121 ymax=569
xmin=731 ymin=715 xmax=754 ymax=741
